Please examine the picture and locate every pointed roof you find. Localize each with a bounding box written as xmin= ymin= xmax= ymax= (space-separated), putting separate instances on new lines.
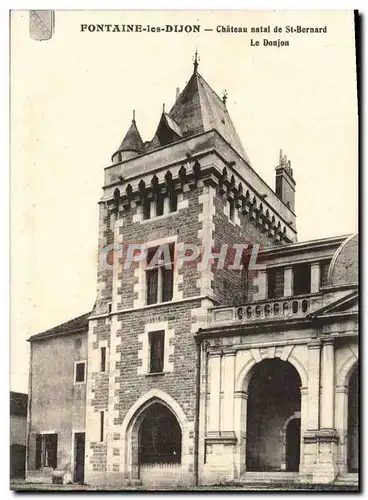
xmin=116 ymin=118 xmax=144 ymax=154
xmin=167 ymin=70 xmax=250 ymax=163
xmin=161 ymin=113 xmax=183 ymax=138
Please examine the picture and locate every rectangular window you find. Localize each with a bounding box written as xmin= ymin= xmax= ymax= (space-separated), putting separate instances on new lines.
xmin=100 ymin=411 xmax=104 ymax=442
xmin=229 ymin=199 xmax=235 ymax=222
xmin=149 ymin=330 xmax=165 ymax=374
xmin=100 ymin=347 xmax=106 ymax=373
xmin=156 ymin=193 xmax=164 ymax=217
xmin=146 ymin=245 xmax=174 ymax=305
xmin=35 ymin=433 xmax=58 ymax=469
xmin=170 ymin=191 xmax=177 ymax=213
xmin=293 ymin=263 xmax=311 ymax=296
xmin=267 ymin=267 xmax=284 ymax=299
xmin=75 ymin=361 xmax=86 ymax=383
xmin=143 ymin=197 xmax=151 ymax=220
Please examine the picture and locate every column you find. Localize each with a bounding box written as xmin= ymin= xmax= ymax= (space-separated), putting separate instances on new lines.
xmin=299 ymin=387 xmax=308 ymax=471
xmin=233 ymin=391 xmax=248 ymax=478
xmin=221 ymin=352 xmax=236 ymax=433
xmin=310 ymin=263 xmax=321 ymax=294
xmin=307 ymin=342 xmax=321 ymax=430
xmin=207 ymin=352 xmax=221 ymax=436
xmin=335 ymin=385 xmax=349 ymax=474
xmin=320 ymin=340 xmax=335 ymax=429
xmin=313 ymin=339 xmax=338 ymax=483
xmin=284 ymin=266 xmax=293 ymax=297
xmin=255 ymin=269 xmax=268 ymax=300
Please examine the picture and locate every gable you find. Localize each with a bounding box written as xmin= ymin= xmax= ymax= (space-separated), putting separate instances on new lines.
xmin=309 ymin=291 xmax=358 ymax=319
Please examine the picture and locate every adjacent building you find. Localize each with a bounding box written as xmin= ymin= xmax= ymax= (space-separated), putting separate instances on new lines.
xmin=25 ymin=58 xmax=359 ymax=488
xmin=10 ymin=391 xmax=28 ymax=479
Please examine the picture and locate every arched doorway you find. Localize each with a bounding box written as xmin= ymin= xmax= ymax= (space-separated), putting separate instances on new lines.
xmin=246 ymin=358 xmax=301 ymax=472
xmin=347 ymin=364 xmax=358 ymax=473
xmin=138 ymin=403 xmax=182 ymax=467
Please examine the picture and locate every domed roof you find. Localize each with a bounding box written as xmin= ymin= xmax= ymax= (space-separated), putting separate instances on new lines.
xmin=328 ymin=234 xmax=358 ymax=286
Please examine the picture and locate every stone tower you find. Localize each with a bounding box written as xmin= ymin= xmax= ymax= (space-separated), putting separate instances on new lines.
xmin=84 ymin=57 xmax=297 ymax=486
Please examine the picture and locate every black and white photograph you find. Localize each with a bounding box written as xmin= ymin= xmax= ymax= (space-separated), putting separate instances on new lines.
xmin=10 ymin=10 xmax=359 ymax=491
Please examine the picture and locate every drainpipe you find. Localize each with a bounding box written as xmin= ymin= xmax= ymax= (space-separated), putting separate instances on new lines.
xmin=194 ymin=333 xmax=201 ymax=487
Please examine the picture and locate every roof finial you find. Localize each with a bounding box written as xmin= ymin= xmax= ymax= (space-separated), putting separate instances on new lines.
xmin=132 ymin=109 xmax=136 ymax=122
xmin=222 ymin=89 xmax=228 ymax=105
xmin=162 ymin=103 xmax=165 ymax=113
xmin=193 ymin=47 xmax=200 ymax=73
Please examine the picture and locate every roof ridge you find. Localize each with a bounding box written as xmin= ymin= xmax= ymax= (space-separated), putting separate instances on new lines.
xmin=197 ymin=72 xmax=227 ymax=110
xmin=28 ymin=311 xmax=91 ymax=342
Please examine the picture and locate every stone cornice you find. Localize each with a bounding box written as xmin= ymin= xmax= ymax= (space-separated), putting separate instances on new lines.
xmin=205 ymin=431 xmax=237 ymax=445
xmin=195 ymin=316 xmax=312 ymax=339
xmin=104 ymin=161 xmax=295 ymax=244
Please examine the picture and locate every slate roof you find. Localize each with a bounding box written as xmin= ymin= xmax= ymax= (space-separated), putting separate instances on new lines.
xmin=117 ymin=67 xmax=251 ymax=164
xmin=161 ymin=113 xmax=183 ymax=138
xmin=10 ymin=391 xmax=28 ymax=417
xmin=116 ymin=119 xmax=144 ymax=154
xmin=167 ymin=70 xmax=250 ymax=163
xmin=28 ymin=312 xmax=91 ymax=342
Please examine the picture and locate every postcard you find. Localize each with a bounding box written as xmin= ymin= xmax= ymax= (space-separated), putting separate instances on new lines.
xmin=10 ymin=10 xmax=359 ymax=491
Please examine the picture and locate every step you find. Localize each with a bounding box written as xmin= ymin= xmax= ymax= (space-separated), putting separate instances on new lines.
xmin=239 ymin=472 xmax=300 ymax=484
xmin=334 ymin=473 xmax=359 ymax=486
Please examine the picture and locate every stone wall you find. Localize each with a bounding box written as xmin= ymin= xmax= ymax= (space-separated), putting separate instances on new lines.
xmin=27 ymin=332 xmax=87 ymax=478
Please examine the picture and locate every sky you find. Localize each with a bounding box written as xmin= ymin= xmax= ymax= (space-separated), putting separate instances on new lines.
xmin=10 ymin=10 xmax=358 ymax=392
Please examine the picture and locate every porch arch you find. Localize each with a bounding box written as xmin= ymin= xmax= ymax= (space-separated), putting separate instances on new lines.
xmin=245 ymin=359 xmax=302 ymax=472
xmin=235 ymin=351 xmax=308 ymax=393
xmin=336 ymin=353 xmax=358 ymax=387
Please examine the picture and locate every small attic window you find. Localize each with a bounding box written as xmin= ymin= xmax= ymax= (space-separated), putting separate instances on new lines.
xmin=229 ymin=199 xmax=235 ymax=222
xmin=143 ymin=198 xmax=151 ymax=220
xmin=170 ymin=191 xmax=178 ymax=213
xmin=156 ymin=193 xmax=164 ymax=217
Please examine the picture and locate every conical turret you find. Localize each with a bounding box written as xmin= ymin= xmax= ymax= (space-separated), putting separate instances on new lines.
xmin=112 ymin=112 xmax=144 ymax=164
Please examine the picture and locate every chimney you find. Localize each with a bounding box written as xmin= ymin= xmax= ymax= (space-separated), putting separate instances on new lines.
xmin=275 ymin=149 xmax=296 ymax=212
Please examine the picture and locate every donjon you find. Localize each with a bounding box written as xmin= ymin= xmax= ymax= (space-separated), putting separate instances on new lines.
xmin=26 ymin=57 xmax=359 ymax=489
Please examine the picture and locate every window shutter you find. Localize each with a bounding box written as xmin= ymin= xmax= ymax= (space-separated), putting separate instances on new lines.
xmin=35 ymin=434 xmax=42 ymax=469
xmin=50 ymin=434 xmax=58 ymax=469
